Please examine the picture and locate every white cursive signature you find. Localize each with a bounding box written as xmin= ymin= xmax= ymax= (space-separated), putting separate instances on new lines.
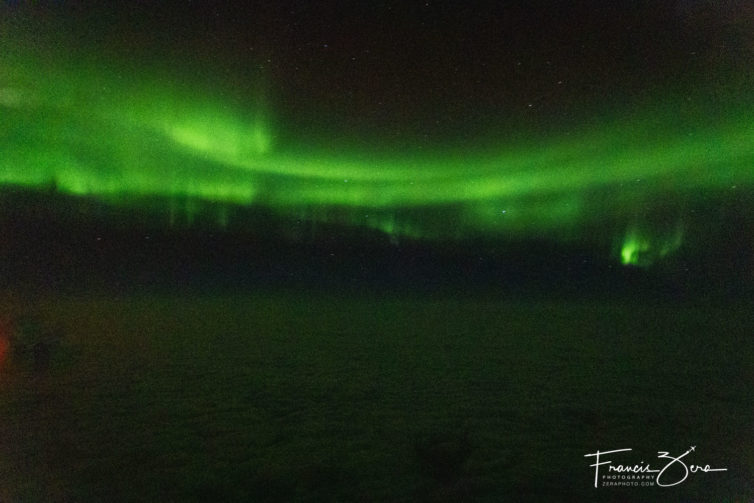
xmin=584 ymin=446 xmax=727 ymax=488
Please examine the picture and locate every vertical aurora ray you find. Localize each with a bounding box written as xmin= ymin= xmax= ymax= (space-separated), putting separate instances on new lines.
xmin=620 ymin=221 xmax=685 ymax=267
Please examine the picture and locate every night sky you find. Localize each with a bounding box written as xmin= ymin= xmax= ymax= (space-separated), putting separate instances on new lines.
xmin=2 ymin=5 xmax=753 ymax=501
xmin=1 ymin=0 xmax=753 ymax=272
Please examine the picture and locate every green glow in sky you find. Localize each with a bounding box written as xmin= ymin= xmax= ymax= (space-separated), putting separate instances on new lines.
xmin=1 ymin=28 xmax=752 ymax=267
xmin=620 ymin=222 xmax=685 ymax=267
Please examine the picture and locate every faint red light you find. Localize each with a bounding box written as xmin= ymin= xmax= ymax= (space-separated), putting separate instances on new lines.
xmin=0 ymin=319 xmax=10 ymax=369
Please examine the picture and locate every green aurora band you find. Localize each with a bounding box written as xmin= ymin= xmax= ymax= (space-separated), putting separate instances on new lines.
xmin=1 ymin=30 xmax=753 ymax=267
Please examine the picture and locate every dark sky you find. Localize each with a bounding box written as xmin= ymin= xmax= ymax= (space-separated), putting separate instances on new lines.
xmin=5 ymin=0 xmax=753 ymax=146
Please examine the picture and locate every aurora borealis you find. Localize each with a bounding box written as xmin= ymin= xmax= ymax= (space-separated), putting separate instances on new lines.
xmin=1 ymin=2 xmax=753 ymax=267
xmin=2 ymin=5 xmax=753 ymax=503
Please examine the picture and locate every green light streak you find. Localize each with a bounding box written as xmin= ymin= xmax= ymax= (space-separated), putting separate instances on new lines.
xmin=620 ymin=222 xmax=684 ymax=267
